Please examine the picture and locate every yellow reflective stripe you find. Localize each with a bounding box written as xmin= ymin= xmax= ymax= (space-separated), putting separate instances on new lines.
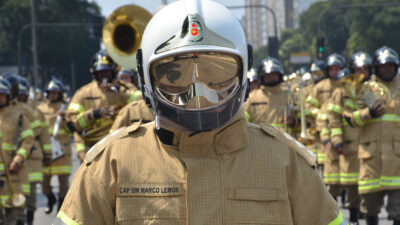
xmin=340 ymin=173 xmax=359 ymax=183
xmin=324 ymin=173 xmax=340 ymax=182
xmin=56 ymin=211 xmax=80 ymax=225
xmin=0 ymin=131 xmax=2 ymax=138
xmin=29 ymin=172 xmax=43 ymax=182
xmin=341 ymin=118 xmax=349 ymax=126
xmin=0 ymin=164 xmax=4 ymax=172
xmin=311 ymin=108 xmax=320 ymax=117
xmin=367 ymin=114 xmax=400 ymax=124
xmin=30 ymin=120 xmax=42 ymax=129
xmin=127 ymin=91 xmax=142 ymax=103
xmin=317 ymin=153 xmax=326 ymax=164
xmin=320 ymin=128 xmax=330 ymax=137
xmin=310 ymin=148 xmax=318 ymax=155
xmin=328 ymin=211 xmax=347 ymax=225
xmin=344 ymin=99 xmax=356 ymax=109
xmin=306 ymin=96 xmax=321 ymax=108
xmin=77 ymin=113 xmax=88 ymax=128
xmin=42 ymin=165 xmax=72 ymax=175
xmin=21 ymin=129 xmax=34 ymax=139
xmin=2 ymin=142 xmax=15 ymax=151
xmin=75 ymin=143 xmax=86 ymax=152
xmin=327 ymin=103 xmax=343 ymax=114
xmin=381 ymin=176 xmax=400 ymax=187
xmin=17 ymin=148 xmax=28 ymax=159
xmin=22 ymin=184 xmax=30 ymax=194
xmin=317 ymin=113 xmax=328 ymax=121
xmin=68 ymin=103 xmax=85 ymax=113
xmin=41 ymin=121 xmax=49 ymax=128
xmin=49 ymin=128 xmax=68 ymax=136
xmin=330 ymin=128 xmax=343 ymax=137
xmin=359 ymin=179 xmax=381 ymax=191
xmin=353 ymin=111 xmax=365 ymax=126
xmin=42 ymin=144 xmax=52 ymax=151
xmin=244 ymin=111 xmax=251 ymax=122
xmin=271 ymin=123 xmax=284 ymax=128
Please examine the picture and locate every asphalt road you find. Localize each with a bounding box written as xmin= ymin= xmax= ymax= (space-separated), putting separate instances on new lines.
xmin=34 ymin=152 xmax=392 ymax=225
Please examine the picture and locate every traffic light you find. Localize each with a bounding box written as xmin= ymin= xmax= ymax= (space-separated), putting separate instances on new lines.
xmin=268 ymin=36 xmax=279 ymax=59
xmin=317 ymin=37 xmax=325 ymax=59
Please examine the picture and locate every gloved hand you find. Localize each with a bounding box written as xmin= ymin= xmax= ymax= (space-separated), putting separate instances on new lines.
xmin=369 ymin=101 xmax=385 ymax=118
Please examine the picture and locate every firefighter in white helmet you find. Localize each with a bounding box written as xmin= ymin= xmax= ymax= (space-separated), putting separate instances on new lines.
xmin=55 ymin=1 xmax=346 ymax=224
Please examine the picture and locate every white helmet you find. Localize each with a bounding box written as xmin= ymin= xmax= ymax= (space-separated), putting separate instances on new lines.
xmin=137 ymin=0 xmax=251 ymax=131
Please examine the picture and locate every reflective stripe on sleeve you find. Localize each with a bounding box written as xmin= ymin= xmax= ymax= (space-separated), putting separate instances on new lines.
xmin=327 ymin=103 xmax=343 ymax=114
xmin=30 ymin=120 xmax=42 ymax=129
xmin=320 ymin=128 xmax=330 ymax=137
xmin=330 ymin=128 xmax=343 ymax=137
xmin=244 ymin=111 xmax=251 ymax=122
xmin=341 ymin=118 xmax=349 ymax=126
xmin=77 ymin=113 xmax=88 ymax=129
xmin=21 ymin=129 xmax=34 ymax=139
xmin=306 ymin=96 xmax=321 ymax=108
xmin=49 ymin=128 xmax=69 ymax=136
xmin=42 ymin=121 xmax=49 ymax=127
xmin=271 ymin=123 xmax=284 ymax=128
xmin=75 ymin=143 xmax=86 ymax=152
xmin=353 ymin=111 xmax=365 ymax=127
xmin=68 ymin=103 xmax=85 ymax=113
xmin=54 ymin=211 xmax=80 ymax=225
xmin=317 ymin=153 xmax=326 ymax=164
xmin=317 ymin=113 xmax=328 ymax=121
xmin=0 ymin=163 xmax=4 ymax=172
xmin=328 ymin=211 xmax=348 ymax=225
xmin=22 ymin=184 xmax=30 ymax=194
xmin=127 ymin=91 xmax=142 ymax=103
xmin=311 ymin=108 xmax=320 ymax=117
xmin=344 ymin=99 xmax=356 ymax=110
xmin=17 ymin=148 xmax=28 ymax=159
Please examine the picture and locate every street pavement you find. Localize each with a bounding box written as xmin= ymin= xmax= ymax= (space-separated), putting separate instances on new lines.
xmin=34 ymin=151 xmax=393 ymax=225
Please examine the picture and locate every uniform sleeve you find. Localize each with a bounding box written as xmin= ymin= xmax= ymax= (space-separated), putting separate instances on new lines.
xmin=243 ymin=97 xmax=252 ymax=122
xmin=13 ymin=116 xmax=35 ymax=165
xmin=305 ymin=84 xmax=321 ymax=118
xmin=287 ymin=150 xmax=346 ymax=225
xmin=54 ymin=162 xmax=115 ymax=225
xmin=327 ymin=89 xmax=344 ymax=146
xmin=66 ymin=92 xmax=97 ymax=133
xmin=73 ymin=132 xmax=87 ymax=162
xmin=348 ymin=106 xmax=371 ymax=127
xmin=37 ymin=110 xmax=52 ymax=160
xmin=318 ymin=104 xmax=330 ymax=144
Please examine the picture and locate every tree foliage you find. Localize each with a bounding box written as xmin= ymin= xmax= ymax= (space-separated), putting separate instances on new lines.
xmin=253 ymin=0 xmax=400 ymax=73
xmin=0 ymin=0 xmax=102 ymax=93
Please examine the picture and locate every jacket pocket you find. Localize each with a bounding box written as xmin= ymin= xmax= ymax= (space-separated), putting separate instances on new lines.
xmin=358 ymin=139 xmax=377 ymax=159
xmin=116 ymin=196 xmax=185 ymax=225
xmin=224 ymin=187 xmax=291 ymax=224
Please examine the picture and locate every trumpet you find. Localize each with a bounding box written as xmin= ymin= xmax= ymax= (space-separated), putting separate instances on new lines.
xmin=298 ymin=78 xmax=313 ymax=145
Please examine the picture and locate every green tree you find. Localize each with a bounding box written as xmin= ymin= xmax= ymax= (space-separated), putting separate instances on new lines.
xmin=0 ymin=0 xmax=102 ymax=93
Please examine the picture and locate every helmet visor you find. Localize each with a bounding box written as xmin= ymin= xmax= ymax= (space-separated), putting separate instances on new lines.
xmin=150 ymin=51 xmax=243 ymax=110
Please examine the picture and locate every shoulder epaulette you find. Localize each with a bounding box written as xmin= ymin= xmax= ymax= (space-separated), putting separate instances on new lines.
xmin=85 ymin=121 xmax=142 ymax=164
xmin=259 ymin=125 xmax=316 ymax=166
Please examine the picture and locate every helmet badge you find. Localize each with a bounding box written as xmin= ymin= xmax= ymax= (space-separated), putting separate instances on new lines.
xmin=188 ymin=16 xmax=203 ymax=42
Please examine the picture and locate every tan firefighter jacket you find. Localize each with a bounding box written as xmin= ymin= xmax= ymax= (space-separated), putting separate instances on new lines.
xmin=325 ymin=86 xmax=361 ymax=185
xmin=0 ymin=101 xmax=34 ymax=200
xmin=55 ymin=117 xmax=347 ymax=225
xmin=38 ymin=100 xmax=72 ymax=175
xmin=66 ymin=80 xmax=140 ymax=147
xmin=110 ymin=99 xmax=155 ymax=133
xmin=244 ymin=85 xmax=289 ymax=129
xmin=20 ymin=102 xmax=52 ymax=183
xmin=346 ymin=76 xmax=400 ymax=194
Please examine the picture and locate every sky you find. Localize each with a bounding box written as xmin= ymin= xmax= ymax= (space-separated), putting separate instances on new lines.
xmin=91 ymin=0 xmax=245 ymax=20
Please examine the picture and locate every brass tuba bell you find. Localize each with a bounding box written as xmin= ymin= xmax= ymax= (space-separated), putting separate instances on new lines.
xmin=102 ymin=5 xmax=152 ymax=69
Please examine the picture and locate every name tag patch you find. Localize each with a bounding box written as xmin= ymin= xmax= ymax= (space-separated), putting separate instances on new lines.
xmin=117 ymin=184 xmax=184 ymax=197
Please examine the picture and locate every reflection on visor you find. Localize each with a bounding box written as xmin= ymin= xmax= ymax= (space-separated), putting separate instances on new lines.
xmin=150 ymin=52 xmax=243 ymax=109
